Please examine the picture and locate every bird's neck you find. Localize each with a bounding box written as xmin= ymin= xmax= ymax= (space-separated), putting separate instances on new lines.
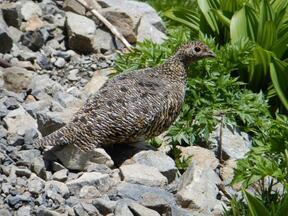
xmin=158 ymin=55 xmax=188 ymax=82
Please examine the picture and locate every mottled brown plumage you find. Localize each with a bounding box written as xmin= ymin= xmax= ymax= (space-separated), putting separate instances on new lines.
xmin=34 ymin=41 xmax=215 ymax=151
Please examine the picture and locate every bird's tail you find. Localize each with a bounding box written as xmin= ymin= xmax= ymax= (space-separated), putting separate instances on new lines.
xmin=33 ymin=126 xmax=74 ymax=150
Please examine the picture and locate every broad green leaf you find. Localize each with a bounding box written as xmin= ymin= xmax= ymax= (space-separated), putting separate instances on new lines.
xmin=257 ymin=0 xmax=275 ymax=49
xmin=243 ymin=190 xmax=270 ymax=216
xmin=270 ymin=58 xmax=288 ymax=110
xmin=164 ymin=8 xmax=200 ymax=32
xmin=257 ymin=21 xmax=276 ymax=49
xmin=212 ymin=9 xmax=231 ymax=27
xmin=230 ymin=5 xmax=258 ymax=43
xmin=197 ymin=0 xmax=220 ymax=34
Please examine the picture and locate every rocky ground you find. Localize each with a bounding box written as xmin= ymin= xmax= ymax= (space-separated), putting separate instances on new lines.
xmin=0 ymin=0 xmax=251 ymax=215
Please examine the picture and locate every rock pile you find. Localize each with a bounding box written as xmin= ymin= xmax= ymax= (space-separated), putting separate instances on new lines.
xmin=0 ymin=0 xmax=252 ymax=215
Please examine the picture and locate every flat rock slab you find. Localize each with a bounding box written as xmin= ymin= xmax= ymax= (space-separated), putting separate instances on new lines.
xmin=66 ymin=172 xmax=111 ymax=195
xmin=131 ymin=150 xmax=177 ymax=183
xmin=120 ymin=164 xmax=167 ymax=187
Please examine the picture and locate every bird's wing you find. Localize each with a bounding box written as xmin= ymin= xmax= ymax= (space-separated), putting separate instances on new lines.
xmin=70 ymin=69 xmax=171 ymax=149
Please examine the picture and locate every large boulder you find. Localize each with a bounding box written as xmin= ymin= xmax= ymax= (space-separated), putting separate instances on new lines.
xmin=65 ymin=12 xmax=96 ymax=53
xmin=20 ymin=1 xmax=43 ymax=21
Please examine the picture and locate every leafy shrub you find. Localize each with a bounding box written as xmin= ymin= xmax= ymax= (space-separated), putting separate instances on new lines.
xmin=165 ymin=0 xmax=288 ymax=112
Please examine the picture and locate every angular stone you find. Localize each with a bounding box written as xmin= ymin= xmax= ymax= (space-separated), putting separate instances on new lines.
xmin=176 ymin=146 xmax=222 ymax=214
xmin=25 ymin=16 xmax=44 ymax=31
xmin=66 ymin=12 xmax=96 ymax=53
xmin=92 ymin=198 xmax=117 ymax=215
xmin=28 ymin=175 xmax=45 ymax=195
xmin=16 ymin=206 xmax=31 ymax=216
xmin=54 ymin=57 xmax=66 ymax=68
xmin=129 ymin=203 xmax=160 ymax=216
xmin=137 ymin=17 xmax=167 ymax=44
xmin=209 ymin=124 xmax=252 ymax=160
xmin=92 ymin=29 xmax=115 ymax=53
xmin=21 ymin=1 xmax=42 ymax=21
xmin=132 ymin=150 xmax=177 ymax=183
xmin=17 ymin=149 xmax=41 ymax=164
xmin=117 ymin=182 xmax=175 ymax=204
xmin=20 ymin=30 xmax=45 ymax=51
xmin=79 ymin=185 xmax=101 ymax=199
xmin=8 ymin=26 xmax=22 ymax=42
xmin=15 ymin=167 xmax=32 ymax=178
xmin=114 ymin=201 xmax=133 ymax=216
xmin=73 ymin=202 xmax=100 ymax=216
xmin=1 ymin=3 xmax=22 ymax=28
xmin=120 ymin=164 xmax=167 ymax=187
xmin=0 ymin=24 xmax=13 ymax=53
xmin=66 ymin=172 xmax=110 ymax=195
xmin=31 ymin=157 xmax=47 ymax=180
xmin=63 ymin=0 xmax=86 ymax=15
xmin=52 ymin=169 xmax=68 ymax=182
xmin=3 ymin=106 xmax=38 ymax=136
xmin=3 ymin=67 xmax=34 ymax=92
xmin=45 ymin=180 xmax=70 ymax=198
xmin=101 ymin=10 xmax=136 ymax=43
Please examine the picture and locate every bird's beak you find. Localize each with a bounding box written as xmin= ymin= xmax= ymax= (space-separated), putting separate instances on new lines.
xmin=205 ymin=50 xmax=216 ymax=58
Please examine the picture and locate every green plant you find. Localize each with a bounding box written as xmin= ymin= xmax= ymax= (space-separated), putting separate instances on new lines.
xmin=165 ymin=0 xmax=288 ymax=112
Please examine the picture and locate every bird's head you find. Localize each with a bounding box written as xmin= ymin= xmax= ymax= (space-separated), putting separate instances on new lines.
xmin=175 ymin=41 xmax=216 ymax=64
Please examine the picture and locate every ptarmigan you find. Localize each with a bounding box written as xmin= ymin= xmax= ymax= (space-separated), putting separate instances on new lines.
xmin=34 ymin=41 xmax=215 ymax=151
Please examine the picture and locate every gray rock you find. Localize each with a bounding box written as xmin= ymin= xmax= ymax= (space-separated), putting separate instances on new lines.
xmin=209 ymin=124 xmax=252 ymax=160
xmin=17 ymin=206 xmax=31 ymax=216
xmin=0 ymin=24 xmax=13 ymax=53
xmin=3 ymin=106 xmax=38 ymax=136
xmin=140 ymin=193 xmax=171 ymax=215
xmin=21 ymin=1 xmax=42 ymax=21
xmin=8 ymin=26 xmax=22 ymax=42
xmin=15 ymin=167 xmax=32 ymax=178
xmin=117 ymin=182 xmax=175 ymax=204
xmin=36 ymin=111 xmax=67 ymax=136
xmin=120 ymin=164 xmax=167 ymax=187
xmin=137 ymin=17 xmax=167 ymax=44
xmin=17 ymin=149 xmax=41 ymax=164
xmin=129 ymin=202 xmax=160 ymax=216
xmin=4 ymin=97 xmax=19 ymax=110
xmin=45 ymin=180 xmax=70 ymax=199
xmin=101 ymin=10 xmax=136 ymax=43
xmin=52 ymin=169 xmax=68 ymax=182
xmin=53 ymin=91 xmax=82 ymax=108
xmin=63 ymin=0 xmax=86 ymax=15
xmin=132 ymin=150 xmax=177 ymax=183
xmin=114 ymin=201 xmax=133 ymax=216
xmin=0 ymin=209 xmax=12 ymax=216
xmin=3 ymin=67 xmax=34 ymax=92
xmin=1 ymin=3 xmax=22 ymax=28
xmin=0 ymin=125 xmax=7 ymax=138
xmin=28 ymin=176 xmax=45 ymax=194
xmin=66 ymin=12 xmax=96 ymax=53
xmin=0 ymin=104 xmax=8 ymax=117
xmin=79 ymin=185 xmax=101 ymax=199
xmin=37 ymin=208 xmax=63 ymax=216
xmin=54 ymin=57 xmax=66 ymax=68
xmin=67 ymin=69 xmax=80 ymax=81
xmin=93 ymin=198 xmax=117 ymax=215
xmin=74 ymin=202 xmax=100 ymax=216
xmin=66 ymin=172 xmax=111 ymax=195
xmin=31 ymin=157 xmax=47 ymax=180
xmin=23 ymin=100 xmax=51 ymax=118
xmin=53 ymin=145 xmax=112 ymax=171
xmin=20 ymin=30 xmax=45 ymax=52
xmin=176 ymin=146 xmax=222 ymax=214
xmin=92 ymin=29 xmax=115 ymax=53
xmin=29 ymin=74 xmax=63 ymax=98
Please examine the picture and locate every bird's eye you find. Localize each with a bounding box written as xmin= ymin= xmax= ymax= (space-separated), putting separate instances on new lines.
xmin=194 ymin=46 xmax=201 ymax=52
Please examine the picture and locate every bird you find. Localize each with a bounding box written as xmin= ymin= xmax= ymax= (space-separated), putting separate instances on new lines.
xmin=34 ymin=41 xmax=215 ymax=152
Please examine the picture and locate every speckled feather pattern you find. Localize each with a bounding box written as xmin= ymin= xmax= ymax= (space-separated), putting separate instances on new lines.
xmin=34 ymin=41 xmax=214 ymax=151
